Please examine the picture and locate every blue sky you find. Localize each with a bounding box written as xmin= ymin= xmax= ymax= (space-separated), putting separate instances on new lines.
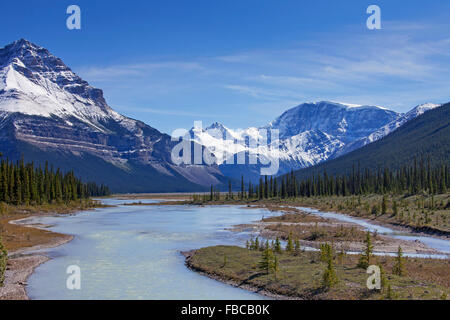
xmin=1 ymin=1 xmax=450 ymax=134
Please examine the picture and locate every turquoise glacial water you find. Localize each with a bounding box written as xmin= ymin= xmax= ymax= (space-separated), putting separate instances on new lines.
xmin=27 ymin=200 xmax=277 ymax=299
xmin=26 ymin=200 xmax=449 ymax=299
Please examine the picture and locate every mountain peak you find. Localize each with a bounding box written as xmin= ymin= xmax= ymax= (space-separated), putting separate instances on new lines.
xmin=0 ymin=39 xmax=112 ymax=122
xmin=11 ymin=38 xmax=37 ymax=49
xmin=0 ymin=38 xmax=68 ymax=73
xmin=4 ymin=38 xmax=37 ymax=52
xmin=206 ymin=122 xmax=227 ymax=130
xmin=411 ymin=102 xmax=440 ymax=114
xmin=269 ymin=100 xmax=400 ymax=141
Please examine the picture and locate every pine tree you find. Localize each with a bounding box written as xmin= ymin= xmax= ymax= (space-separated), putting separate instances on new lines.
xmin=320 ymin=243 xmax=333 ymax=262
xmin=381 ymin=195 xmax=387 ymax=215
xmin=254 ymin=237 xmax=260 ymax=251
xmin=249 ymin=238 xmax=255 ymax=250
xmin=380 ymin=265 xmax=388 ymax=293
xmin=294 ymin=239 xmax=301 ymax=255
xmin=264 ymin=176 xmax=268 ymax=199
xmin=393 ymin=200 xmax=398 ymax=217
xmin=285 ymin=232 xmax=294 ymax=253
xmin=240 ymin=175 xmax=245 ymax=199
xmin=274 ymin=237 xmax=282 ymax=254
xmin=392 ymin=246 xmax=405 ymax=276
xmin=358 ymin=231 xmax=373 ymax=269
xmin=322 ymin=245 xmax=338 ymax=288
xmin=0 ymin=236 xmax=7 ymax=287
xmin=273 ymin=255 xmax=279 ymax=281
xmin=259 ymin=241 xmax=275 ymax=275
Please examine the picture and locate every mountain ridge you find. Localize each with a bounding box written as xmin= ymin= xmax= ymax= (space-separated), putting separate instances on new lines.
xmin=0 ymin=39 xmax=443 ymax=191
xmin=193 ymin=101 xmax=439 ymax=182
xmin=293 ymin=102 xmax=450 ymax=181
xmin=0 ymin=39 xmax=226 ymax=192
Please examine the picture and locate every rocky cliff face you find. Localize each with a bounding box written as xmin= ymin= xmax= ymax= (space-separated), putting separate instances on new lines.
xmin=0 ymin=39 xmax=224 ymax=192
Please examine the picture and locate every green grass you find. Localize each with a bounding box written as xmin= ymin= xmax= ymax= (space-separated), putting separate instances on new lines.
xmin=188 ymin=245 xmax=449 ymax=300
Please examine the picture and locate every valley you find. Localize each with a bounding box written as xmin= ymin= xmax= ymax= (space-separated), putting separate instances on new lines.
xmin=0 ymin=196 xmax=448 ymax=300
xmin=0 ymin=38 xmax=448 ymax=301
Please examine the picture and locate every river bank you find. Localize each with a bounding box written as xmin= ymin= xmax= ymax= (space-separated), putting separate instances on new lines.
xmin=181 ymin=200 xmax=449 ymax=300
xmin=0 ymin=215 xmax=74 ymax=300
xmin=117 ymin=193 xmax=450 ymax=240
xmin=184 ymin=245 xmax=449 ymax=300
xmin=1 ymin=196 xmax=448 ymax=300
xmin=17 ymin=202 xmax=272 ymax=299
xmin=119 ymin=197 xmax=449 ymax=257
xmin=182 ymin=249 xmax=292 ymax=300
xmin=0 ymin=201 xmax=107 ymax=300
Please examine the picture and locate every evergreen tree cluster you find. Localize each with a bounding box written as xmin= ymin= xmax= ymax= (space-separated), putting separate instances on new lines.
xmin=0 ymin=157 xmax=110 ymax=205
xmin=254 ymin=159 xmax=449 ymax=199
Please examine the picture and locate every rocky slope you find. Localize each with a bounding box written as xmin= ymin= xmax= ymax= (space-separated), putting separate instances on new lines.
xmin=0 ymin=39 xmax=224 ymax=192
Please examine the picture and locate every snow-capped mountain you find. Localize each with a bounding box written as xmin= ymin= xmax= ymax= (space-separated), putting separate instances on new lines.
xmin=193 ymin=101 xmax=438 ymax=182
xmin=361 ymin=102 xmax=440 ymax=143
xmin=0 ymin=39 xmax=225 ymax=192
xmin=334 ymin=102 xmax=441 ymax=157
xmin=0 ymin=39 xmax=440 ymax=190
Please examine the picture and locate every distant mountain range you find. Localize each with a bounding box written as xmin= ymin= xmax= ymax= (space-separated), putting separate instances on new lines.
xmin=293 ymin=102 xmax=450 ymax=181
xmin=0 ymin=39 xmax=443 ymax=192
xmin=194 ymin=101 xmax=439 ymax=182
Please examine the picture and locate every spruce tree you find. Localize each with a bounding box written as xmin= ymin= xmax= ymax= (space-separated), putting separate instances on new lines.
xmin=285 ymin=232 xmax=294 ymax=253
xmin=358 ymin=231 xmax=373 ymax=269
xmin=393 ymin=200 xmax=398 ymax=217
xmin=274 ymin=237 xmax=282 ymax=254
xmin=381 ymin=195 xmax=387 ymax=215
xmin=273 ymin=255 xmax=279 ymax=281
xmin=249 ymin=238 xmax=255 ymax=250
xmin=322 ymin=245 xmax=338 ymax=288
xmin=294 ymin=239 xmax=301 ymax=255
xmin=258 ymin=241 xmax=275 ymax=275
xmin=0 ymin=236 xmax=7 ymax=287
xmin=392 ymin=246 xmax=405 ymax=276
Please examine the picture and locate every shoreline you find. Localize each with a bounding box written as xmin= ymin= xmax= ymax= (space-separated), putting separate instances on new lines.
xmin=181 ymin=250 xmax=297 ymax=300
xmin=0 ymin=232 xmax=74 ymax=300
xmin=0 ymin=215 xmax=74 ymax=300
xmin=1 ymin=197 xmax=447 ymax=300
xmin=182 ymin=246 xmax=449 ymax=300
xmin=109 ymin=198 xmax=449 ymax=256
xmin=196 ymin=201 xmax=450 ymax=245
xmin=0 ymin=204 xmax=105 ymax=300
xmin=111 ymin=194 xmax=449 ymax=240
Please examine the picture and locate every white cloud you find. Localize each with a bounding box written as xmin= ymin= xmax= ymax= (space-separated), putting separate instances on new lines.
xmin=76 ymin=19 xmax=450 ymax=123
xmin=77 ymin=61 xmax=204 ymax=81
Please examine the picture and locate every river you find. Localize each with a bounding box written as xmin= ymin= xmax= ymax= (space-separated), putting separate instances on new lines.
xmin=26 ymin=199 xmax=449 ymax=299
xmin=27 ymin=199 xmax=276 ymax=299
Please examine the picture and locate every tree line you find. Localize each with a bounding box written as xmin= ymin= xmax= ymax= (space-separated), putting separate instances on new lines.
xmin=0 ymin=156 xmax=110 ymax=205
xmin=253 ymin=159 xmax=448 ymax=199
xmin=203 ymin=158 xmax=449 ymax=202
